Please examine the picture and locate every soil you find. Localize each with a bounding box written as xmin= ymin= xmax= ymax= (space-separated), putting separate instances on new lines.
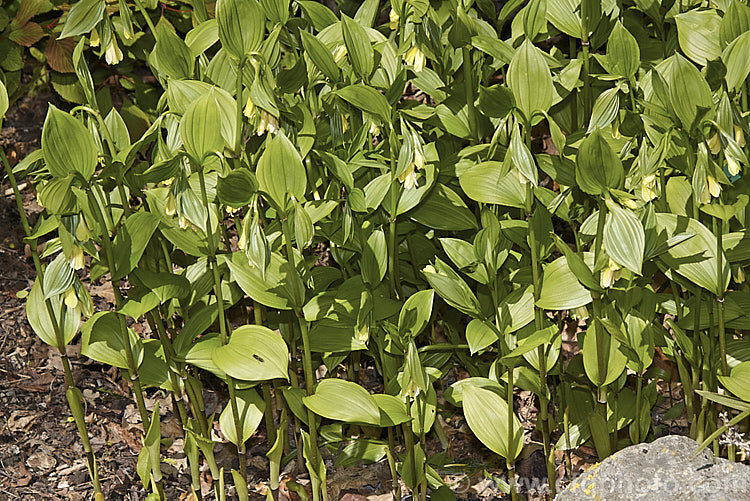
xmin=0 ymin=89 xmax=673 ymax=501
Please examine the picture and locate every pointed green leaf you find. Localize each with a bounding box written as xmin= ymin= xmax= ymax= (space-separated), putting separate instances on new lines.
xmin=303 ymin=378 xmax=381 ymax=425
xmin=462 ymin=385 xmax=523 ymax=460
xmin=212 ymin=325 xmax=290 ymax=381
xmin=216 ymin=0 xmax=265 ymax=60
xmin=341 ymin=15 xmax=374 ymax=80
xmin=336 ymin=84 xmax=391 ymax=123
xmin=603 ymin=200 xmax=645 ymax=274
xmin=220 ymin=388 xmax=265 ymax=445
xmin=59 ymin=0 xmax=106 ymax=39
xmin=507 ymin=40 xmax=553 ymax=122
xmin=256 ymin=131 xmax=306 ymax=209
xmin=575 ymin=129 xmax=624 ymax=195
xmin=42 ymin=105 xmax=98 ymax=181
xmin=668 ymin=54 xmax=715 ymax=131
xmin=607 ymin=21 xmax=639 ymax=79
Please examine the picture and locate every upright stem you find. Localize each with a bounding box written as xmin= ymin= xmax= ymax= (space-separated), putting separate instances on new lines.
xmin=462 ymin=46 xmax=478 ymax=141
xmin=506 ymin=359 xmax=518 ymax=501
xmin=2 ymin=148 xmax=103 ymax=498
xmin=569 ymin=37 xmax=578 ymax=131
xmin=525 ymin=146 xmax=555 ymax=497
xmin=593 ymin=199 xmax=608 ymax=419
xmin=388 ymin=132 xmax=402 ymax=300
xmin=279 ymin=215 xmax=321 ymax=481
xmin=234 ymin=58 xmax=246 ymax=160
xmin=581 ymin=40 xmax=592 ymax=127
xmin=197 ymin=168 xmax=248 ymax=482
xmin=133 ymin=0 xmax=158 ymax=39
xmin=716 ymin=218 xmax=729 ymax=376
xmin=88 ymin=192 xmax=151 ymax=428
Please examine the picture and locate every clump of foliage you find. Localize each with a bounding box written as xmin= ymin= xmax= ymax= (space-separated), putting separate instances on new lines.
xmin=2 ymin=0 xmax=750 ymax=500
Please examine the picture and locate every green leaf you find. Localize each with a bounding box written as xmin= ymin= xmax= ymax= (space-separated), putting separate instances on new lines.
xmin=546 ymin=0 xmax=581 ymax=38
xmin=341 ymin=15 xmax=374 ymax=81
xmin=459 ymin=161 xmax=526 ymax=209
xmin=41 ymin=105 xmax=98 ymax=181
xmin=119 ymin=270 xmax=191 ymax=319
xmin=408 ymin=185 xmax=478 ymax=231
xmin=372 ymin=394 xmax=411 ymax=427
xmin=675 ymin=10 xmax=721 ymax=66
xmin=718 ymin=362 xmax=750 ymax=402
xmin=59 ymin=0 xmax=106 ymax=39
xmin=260 ymin=0 xmax=290 ymax=25
xmin=522 ymin=0 xmax=547 ymax=40
xmin=216 ymin=0 xmax=265 ymax=60
xmin=466 ymin=318 xmax=498 ymax=354
xmin=551 ymin=234 xmax=600 ymax=291
xmin=0 ymin=80 xmax=8 ymax=124
xmin=217 ymin=169 xmax=258 ymax=208
xmin=656 ymin=213 xmax=730 ymax=295
xmin=256 ymin=131 xmax=306 ymax=210
xmin=180 ymin=91 xmax=224 ymax=164
xmin=668 ymin=54 xmax=715 ymax=131
xmin=298 ymin=1 xmax=338 ymax=31
xmin=507 ymin=39 xmax=553 ymax=122
xmin=462 ymin=385 xmax=523 ymax=461
xmin=212 ymin=325 xmax=290 ymax=381
xmin=336 ymin=84 xmax=391 ymax=123
xmin=185 ymin=19 xmax=219 ymax=57
xmin=220 ymin=388 xmax=265 ymax=445
xmin=227 ymin=251 xmax=299 ymax=310
xmin=503 ymin=325 xmax=557 ymax=360
xmin=722 ymin=31 xmax=750 ymax=92
xmin=27 ymin=279 xmax=80 ymax=348
xmin=581 ymin=321 xmax=627 ymax=387
xmin=721 ymin=0 xmax=750 ymax=46
xmin=603 ymin=200 xmax=645 ymax=274
xmin=607 ymin=21 xmax=639 ymax=79
xmin=81 ymin=312 xmax=141 ymax=369
xmin=587 ymin=412 xmax=611 ymax=459
xmin=398 ymin=289 xmax=435 ymax=338
xmin=401 ymin=340 xmax=428 ymax=399
xmin=509 ymin=124 xmax=537 ymax=185
xmin=422 ymin=258 xmax=482 ymax=317
xmin=167 ymin=80 xmax=237 ymax=148
xmin=299 ymin=30 xmax=340 ymax=82
xmin=575 ymin=129 xmax=624 ymax=195
xmin=152 ymin=21 xmax=194 ymax=80
xmin=112 ymin=210 xmax=160 ymax=280
xmin=293 ymin=198 xmax=314 ymax=249
xmin=587 ymin=88 xmax=620 ymax=133
xmin=303 ymin=378 xmax=381 ymax=426
xmin=42 ymin=253 xmax=75 ymax=300
xmin=361 ymin=229 xmax=387 ymax=286
xmin=537 ymin=255 xmax=594 ymax=310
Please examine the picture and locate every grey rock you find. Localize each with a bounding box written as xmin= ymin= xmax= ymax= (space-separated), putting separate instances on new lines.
xmin=555 ymin=435 xmax=750 ymax=500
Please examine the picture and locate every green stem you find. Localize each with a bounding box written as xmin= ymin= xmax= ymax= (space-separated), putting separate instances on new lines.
xmin=234 ymin=58 xmax=246 ymax=159
xmin=525 ymin=157 xmax=555 ymax=498
xmin=197 ymin=167 xmax=248 ymax=482
xmin=88 ymin=191 xmax=151 ymax=428
xmin=2 ymin=148 xmax=103 ymax=497
xmin=634 ymin=374 xmax=643 ymax=444
xmin=593 ymin=199 xmax=608 ymax=419
xmin=462 ymin=46 xmax=478 ymax=141
xmin=581 ymin=40 xmax=592 ymax=127
xmin=133 ymin=0 xmax=159 ymax=39
xmin=716 ymin=217 xmax=729 ymax=377
xmin=387 ymin=427 xmax=401 ymax=500
xmin=279 ymin=215 xmax=321 ymax=485
xmin=506 ymin=360 xmax=518 ymax=501
xmin=569 ymin=37 xmax=578 ymax=131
